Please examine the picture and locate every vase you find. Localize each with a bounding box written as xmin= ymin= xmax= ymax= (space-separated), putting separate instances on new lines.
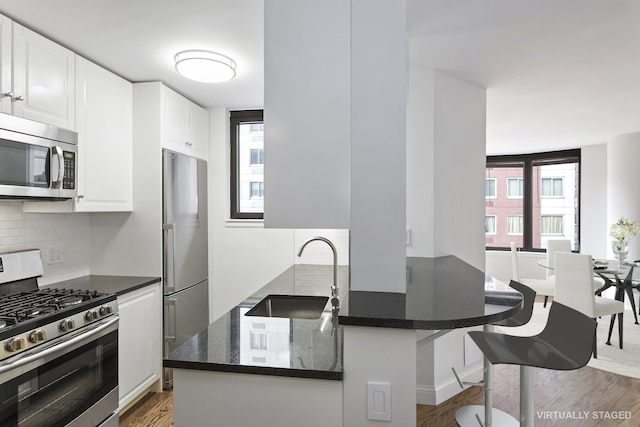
xmin=612 ymin=241 xmax=630 ymax=268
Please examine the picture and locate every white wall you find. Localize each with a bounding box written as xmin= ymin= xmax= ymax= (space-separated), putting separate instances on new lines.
xmin=208 ymin=108 xmax=294 ymax=321
xmin=263 ymin=0 xmax=350 ymax=229
xmin=0 ymin=201 xmax=89 ymax=283
xmin=580 ymin=143 xmax=608 ymax=259
xmin=607 ymin=133 xmax=640 ymax=261
xmin=407 ymin=67 xmax=487 ymax=405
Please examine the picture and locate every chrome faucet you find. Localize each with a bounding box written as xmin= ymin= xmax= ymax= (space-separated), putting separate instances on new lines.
xmin=297 ymin=236 xmax=340 ymax=309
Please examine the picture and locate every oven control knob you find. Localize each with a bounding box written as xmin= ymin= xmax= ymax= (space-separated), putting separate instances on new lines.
xmin=29 ymin=329 xmax=46 ymax=343
xmin=5 ymin=337 xmax=26 ymax=352
xmin=99 ymin=305 xmax=113 ymax=316
xmin=85 ymin=309 xmax=98 ymax=321
xmin=60 ymin=319 xmax=75 ymax=332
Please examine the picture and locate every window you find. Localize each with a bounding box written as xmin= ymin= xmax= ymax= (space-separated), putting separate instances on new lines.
xmin=507 ymin=178 xmax=524 ymax=198
xmin=507 ymin=215 xmax=524 ymax=235
xmin=250 ymin=182 xmax=264 ymax=199
xmin=485 ymin=178 xmax=496 ymax=198
xmin=541 ymin=177 xmax=563 ymax=197
xmin=250 ymin=331 xmax=268 ymax=350
xmin=485 ymin=215 xmax=496 ymax=234
xmin=541 ymin=215 xmax=563 ymax=234
xmin=250 ymin=148 xmax=264 ymax=165
xmin=485 ymin=149 xmax=580 ymax=251
xmin=230 ymin=110 xmax=264 ymax=219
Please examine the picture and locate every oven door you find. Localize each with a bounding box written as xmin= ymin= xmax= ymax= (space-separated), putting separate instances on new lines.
xmin=0 ymin=316 xmax=118 ymax=427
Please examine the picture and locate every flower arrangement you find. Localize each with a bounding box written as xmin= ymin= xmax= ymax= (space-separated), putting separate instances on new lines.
xmin=610 ymin=216 xmax=640 ymax=244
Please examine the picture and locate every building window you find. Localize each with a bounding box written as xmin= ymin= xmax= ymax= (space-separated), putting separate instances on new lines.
xmin=486 ymin=178 xmax=496 ymax=198
xmin=230 ymin=110 xmax=264 ymax=219
xmin=541 ymin=177 xmax=563 ymax=197
xmin=250 ymin=182 xmax=264 ymax=199
xmin=485 ymin=215 xmax=496 ymax=234
xmin=507 ymin=215 xmax=524 ymax=235
xmin=485 ymin=149 xmax=580 ymax=251
xmin=507 ymin=178 xmax=524 ymax=198
xmin=250 ymin=148 xmax=264 ymax=165
xmin=250 ymin=331 xmax=268 ymax=350
xmin=541 ymin=215 xmax=563 ymax=234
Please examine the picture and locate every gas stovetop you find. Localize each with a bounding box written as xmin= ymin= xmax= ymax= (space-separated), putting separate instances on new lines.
xmin=0 ymin=288 xmax=118 ymax=362
xmin=0 ymin=288 xmax=116 ymax=336
xmin=0 ymin=250 xmax=118 ymax=362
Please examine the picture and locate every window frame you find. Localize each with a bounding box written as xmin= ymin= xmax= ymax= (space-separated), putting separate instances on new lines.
xmin=486 ymin=149 xmax=581 ymax=252
xmin=230 ymin=109 xmax=264 ymax=220
xmin=541 ymin=177 xmax=564 ymax=197
xmin=485 ymin=178 xmax=497 ymax=199
xmin=506 ymin=177 xmax=524 ymax=198
xmin=485 ymin=214 xmax=497 ymax=235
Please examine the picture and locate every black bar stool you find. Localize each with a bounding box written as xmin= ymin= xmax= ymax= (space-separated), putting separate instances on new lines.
xmin=455 ymin=280 xmax=536 ymax=427
xmin=466 ymin=302 xmax=595 ymax=427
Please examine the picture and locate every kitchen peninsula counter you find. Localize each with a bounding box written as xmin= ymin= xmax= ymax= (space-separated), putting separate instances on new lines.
xmin=164 ymin=265 xmax=345 ymax=380
xmin=164 ymin=256 xmax=522 ymax=381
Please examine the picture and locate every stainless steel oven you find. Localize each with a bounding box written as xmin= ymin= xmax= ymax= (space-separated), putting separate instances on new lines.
xmin=0 ymin=113 xmax=77 ymax=200
xmin=0 ymin=250 xmax=119 ymax=427
xmin=0 ymin=317 xmax=118 ymax=427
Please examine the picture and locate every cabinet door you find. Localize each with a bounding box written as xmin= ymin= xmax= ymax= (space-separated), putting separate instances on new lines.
xmin=12 ymin=23 xmax=75 ymax=130
xmin=161 ymin=86 xmax=187 ymax=153
xmin=0 ymin=15 xmax=11 ymax=115
xmin=75 ymin=56 xmax=133 ymax=211
xmin=186 ymin=100 xmax=209 ymax=160
xmin=118 ymin=283 xmax=162 ymax=411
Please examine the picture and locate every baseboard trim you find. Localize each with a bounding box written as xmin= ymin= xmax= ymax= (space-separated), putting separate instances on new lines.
xmin=417 ymin=365 xmax=483 ymax=406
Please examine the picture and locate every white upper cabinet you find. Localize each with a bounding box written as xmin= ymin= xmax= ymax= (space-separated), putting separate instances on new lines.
xmin=74 ymin=56 xmax=133 ymax=211
xmin=2 ymin=19 xmax=75 ymax=130
xmin=161 ymin=85 xmax=208 ymax=160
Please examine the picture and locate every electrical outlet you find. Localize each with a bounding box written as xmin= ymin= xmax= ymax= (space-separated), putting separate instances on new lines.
xmin=48 ymin=246 xmax=63 ymax=264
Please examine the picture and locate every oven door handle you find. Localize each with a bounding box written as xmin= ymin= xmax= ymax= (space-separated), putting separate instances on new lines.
xmin=0 ymin=316 xmax=119 ymax=377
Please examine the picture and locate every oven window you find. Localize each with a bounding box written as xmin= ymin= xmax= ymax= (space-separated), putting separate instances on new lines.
xmin=0 ymin=330 xmax=117 ymax=427
xmin=0 ymin=139 xmax=50 ymax=187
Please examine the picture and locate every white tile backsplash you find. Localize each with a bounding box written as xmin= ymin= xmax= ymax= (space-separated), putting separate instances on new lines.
xmin=0 ymin=202 xmax=90 ymax=281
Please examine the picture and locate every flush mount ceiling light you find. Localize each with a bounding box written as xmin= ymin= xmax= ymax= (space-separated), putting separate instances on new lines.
xmin=174 ymin=50 xmax=237 ymax=83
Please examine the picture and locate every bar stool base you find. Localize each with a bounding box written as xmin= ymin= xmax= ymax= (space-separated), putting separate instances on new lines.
xmin=455 ymin=405 xmax=518 ymax=427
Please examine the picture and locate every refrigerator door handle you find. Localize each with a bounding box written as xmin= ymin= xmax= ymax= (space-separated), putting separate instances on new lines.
xmin=164 ymin=298 xmax=177 ymax=342
xmin=163 ymin=223 xmax=176 ymax=293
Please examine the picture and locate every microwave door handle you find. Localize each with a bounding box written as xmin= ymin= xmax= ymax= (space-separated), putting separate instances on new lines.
xmin=51 ymin=146 xmax=64 ymax=189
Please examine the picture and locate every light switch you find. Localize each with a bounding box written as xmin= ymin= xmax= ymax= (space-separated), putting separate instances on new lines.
xmin=367 ymin=382 xmax=391 ymax=421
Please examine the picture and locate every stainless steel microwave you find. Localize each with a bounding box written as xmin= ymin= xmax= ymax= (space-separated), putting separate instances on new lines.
xmin=0 ymin=113 xmax=77 ymax=200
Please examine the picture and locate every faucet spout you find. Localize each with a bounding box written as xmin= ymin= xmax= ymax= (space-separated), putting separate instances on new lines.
xmin=297 ymin=236 xmax=340 ymax=308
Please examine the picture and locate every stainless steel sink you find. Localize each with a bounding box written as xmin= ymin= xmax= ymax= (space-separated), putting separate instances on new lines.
xmin=245 ymin=294 xmax=329 ymax=319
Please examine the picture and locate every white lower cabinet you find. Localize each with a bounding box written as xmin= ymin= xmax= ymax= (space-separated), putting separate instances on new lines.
xmin=118 ymin=282 xmax=162 ymax=411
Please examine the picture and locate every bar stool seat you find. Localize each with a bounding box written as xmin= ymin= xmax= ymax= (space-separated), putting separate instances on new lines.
xmin=467 ymin=302 xmax=595 ymax=426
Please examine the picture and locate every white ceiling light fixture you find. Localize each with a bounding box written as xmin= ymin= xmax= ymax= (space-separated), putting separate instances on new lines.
xmin=174 ymin=50 xmax=237 ymax=83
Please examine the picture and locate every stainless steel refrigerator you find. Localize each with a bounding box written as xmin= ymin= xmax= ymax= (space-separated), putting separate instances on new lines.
xmin=162 ymin=149 xmax=209 ymax=389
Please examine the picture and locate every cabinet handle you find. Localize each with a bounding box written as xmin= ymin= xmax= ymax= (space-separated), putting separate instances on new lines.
xmin=2 ymin=92 xmax=24 ymax=102
xmin=77 ymin=195 xmax=85 ymax=199
xmin=185 ymin=141 xmax=192 ymax=148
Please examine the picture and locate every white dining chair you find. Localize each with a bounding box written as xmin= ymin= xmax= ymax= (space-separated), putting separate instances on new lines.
xmin=554 ymin=252 xmax=625 ymax=358
xmin=510 ymin=242 xmax=554 ymax=307
xmin=545 ymin=239 xmax=572 ymax=281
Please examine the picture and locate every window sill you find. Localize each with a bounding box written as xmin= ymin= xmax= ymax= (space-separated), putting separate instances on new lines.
xmin=225 ymin=218 xmax=264 ymax=228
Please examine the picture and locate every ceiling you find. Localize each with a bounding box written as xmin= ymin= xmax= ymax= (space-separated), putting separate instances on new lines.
xmin=0 ymin=0 xmax=638 ymax=155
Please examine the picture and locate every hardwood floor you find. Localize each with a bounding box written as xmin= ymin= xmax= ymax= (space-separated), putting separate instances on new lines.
xmin=119 ymin=366 xmax=640 ymax=426
xmin=119 ymin=390 xmax=174 ymax=427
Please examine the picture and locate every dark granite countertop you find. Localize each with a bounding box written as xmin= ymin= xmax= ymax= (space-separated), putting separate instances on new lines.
xmin=338 ymin=256 xmax=522 ymax=329
xmin=43 ymin=275 xmax=161 ymax=296
xmin=164 ymin=265 xmax=346 ymax=380
xmin=164 ymin=256 xmax=522 ymax=381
